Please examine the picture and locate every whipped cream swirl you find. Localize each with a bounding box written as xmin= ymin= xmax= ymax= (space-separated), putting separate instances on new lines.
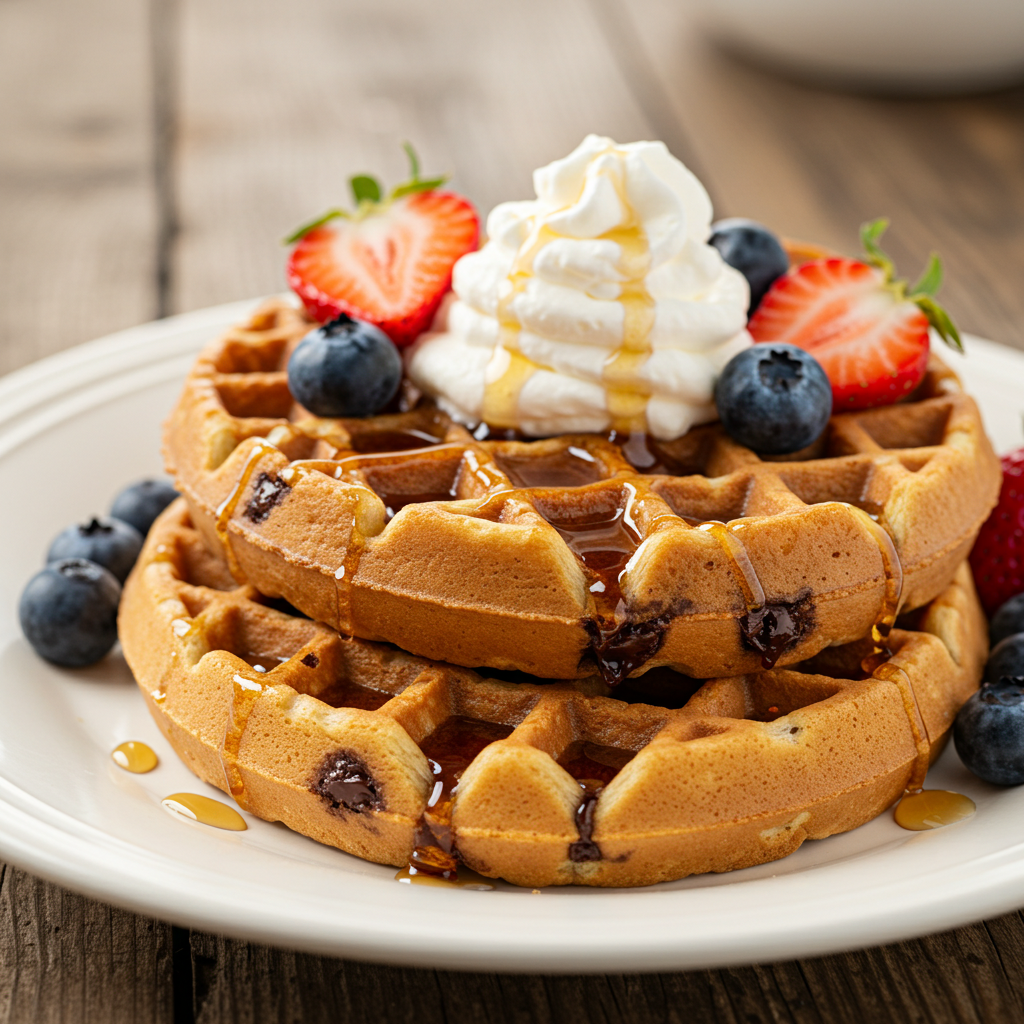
xmin=407 ymin=135 xmax=752 ymax=440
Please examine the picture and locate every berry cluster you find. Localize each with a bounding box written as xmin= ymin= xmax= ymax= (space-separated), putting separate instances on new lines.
xmin=959 ymin=452 xmax=1024 ymax=785
xmin=19 ymin=480 xmax=178 ymax=667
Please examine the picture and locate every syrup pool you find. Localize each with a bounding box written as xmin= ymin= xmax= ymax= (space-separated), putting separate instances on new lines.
xmin=895 ymin=790 xmax=976 ymax=831
xmin=111 ymin=740 xmax=158 ymax=774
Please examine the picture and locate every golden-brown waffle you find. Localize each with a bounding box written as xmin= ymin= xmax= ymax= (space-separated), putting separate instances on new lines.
xmin=163 ymin=299 xmax=1000 ymax=684
xmin=120 ymin=500 xmax=987 ymax=888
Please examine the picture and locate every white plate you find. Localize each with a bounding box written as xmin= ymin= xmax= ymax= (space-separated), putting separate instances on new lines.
xmin=1 ymin=300 xmax=1023 ymax=974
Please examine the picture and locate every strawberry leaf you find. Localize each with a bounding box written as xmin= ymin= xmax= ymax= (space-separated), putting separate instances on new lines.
xmin=910 ymin=253 xmax=943 ymax=298
xmin=283 ymin=208 xmax=349 ymax=245
xmin=391 ymin=175 xmax=449 ymax=200
xmin=915 ymin=295 xmax=964 ymax=353
xmin=860 ymin=218 xmax=896 ymax=281
xmin=350 ymin=175 xmax=382 ymax=205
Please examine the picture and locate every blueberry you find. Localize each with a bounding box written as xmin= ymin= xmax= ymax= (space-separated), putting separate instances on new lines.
xmin=985 ymin=632 xmax=1024 ymax=683
xmin=19 ymin=559 xmax=121 ymax=668
xmin=47 ymin=517 xmax=143 ymax=583
xmin=110 ymin=479 xmax=179 ymax=536
xmin=991 ymin=593 xmax=1024 ymax=648
xmin=709 ymin=219 xmax=790 ymax=316
xmin=714 ymin=344 xmax=832 ymax=455
xmin=287 ymin=314 xmax=402 ymax=418
xmin=954 ymin=677 xmax=1024 ymax=785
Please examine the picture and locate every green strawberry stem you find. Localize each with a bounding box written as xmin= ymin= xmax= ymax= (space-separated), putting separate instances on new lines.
xmin=859 ymin=218 xmax=963 ymax=353
xmin=284 ymin=143 xmax=450 ymax=244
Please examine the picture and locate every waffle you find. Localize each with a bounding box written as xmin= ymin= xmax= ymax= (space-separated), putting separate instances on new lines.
xmin=163 ymin=298 xmax=1000 ymax=685
xmin=119 ymin=500 xmax=987 ymax=888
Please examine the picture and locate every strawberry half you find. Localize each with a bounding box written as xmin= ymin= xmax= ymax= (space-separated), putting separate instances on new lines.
xmin=970 ymin=447 xmax=1024 ymax=616
xmin=748 ymin=219 xmax=962 ymax=412
xmin=286 ymin=146 xmax=479 ymax=347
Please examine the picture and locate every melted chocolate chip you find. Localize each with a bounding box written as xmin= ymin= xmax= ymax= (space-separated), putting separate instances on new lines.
xmin=312 ymin=750 xmax=381 ymax=813
xmin=245 ymin=472 xmax=291 ymax=523
xmin=740 ymin=591 xmax=814 ymax=670
xmin=300 ymin=652 xmax=319 ymax=669
xmin=585 ymin=616 xmax=669 ymax=688
xmin=568 ymin=788 xmax=603 ymax=863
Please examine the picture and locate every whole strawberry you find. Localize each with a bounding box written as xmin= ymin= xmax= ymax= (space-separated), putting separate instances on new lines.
xmin=749 ymin=219 xmax=962 ymax=412
xmin=971 ymin=448 xmax=1024 ymax=616
xmin=286 ymin=144 xmax=479 ymax=347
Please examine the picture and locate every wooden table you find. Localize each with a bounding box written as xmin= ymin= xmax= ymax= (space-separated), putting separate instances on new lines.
xmin=3 ymin=1 xmax=1024 ymax=1020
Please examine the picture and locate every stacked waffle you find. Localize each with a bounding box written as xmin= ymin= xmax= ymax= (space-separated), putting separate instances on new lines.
xmin=120 ymin=299 xmax=997 ymax=887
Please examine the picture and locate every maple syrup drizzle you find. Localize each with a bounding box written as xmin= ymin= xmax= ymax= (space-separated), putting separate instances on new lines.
xmin=839 ymin=503 xmax=905 ymax=673
xmin=215 ymin=442 xmax=276 ymax=580
xmin=895 ymin=789 xmax=976 ymax=831
xmin=348 ymin=429 xmax=443 ymax=454
xmin=162 ymin=792 xmax=247 ymax=831
xmin=481 ymin=224 xmax=554 ymax=429
xmin=698 ymin=521 xmax=799 ymax=669
xmin=496 ymin=446 xmax=603 ymax=489
xmin=317 ymin=678 xmax=393 ymax=711
xmin=537 ymin=483 xmax=661 ymax=685
xmin=111 ymin=741 xmax=158 ymax=774
xmin=600 ymin=224 xmax=655 ymax=436
xmin=220 ymin=672 xmax=265 ymax=812
xmin=558 ymin=741 xmax=633 ymax=788
xmin=406 ymin=717 xmax=513 ymax=881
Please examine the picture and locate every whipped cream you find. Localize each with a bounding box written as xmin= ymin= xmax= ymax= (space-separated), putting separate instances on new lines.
xmin=406 ymin=135 xmax=752 ymax=440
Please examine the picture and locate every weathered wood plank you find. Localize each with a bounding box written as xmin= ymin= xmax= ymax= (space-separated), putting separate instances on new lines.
xmin=608 ymin=0 xmax=1024 ymax=351
xmin=0 ymin=867 xmax=173 ymax=1024
xmin=181 ymin=919 xmax=1024 ymax=1024
xmin=170 ymin=0 xmax=659 ymax=314
xmin=0 ymin=0 xmax=160 ymax=374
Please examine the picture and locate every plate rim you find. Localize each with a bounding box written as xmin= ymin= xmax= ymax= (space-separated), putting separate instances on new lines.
xmin=2 ymin=300 xmax=1024 ymax=973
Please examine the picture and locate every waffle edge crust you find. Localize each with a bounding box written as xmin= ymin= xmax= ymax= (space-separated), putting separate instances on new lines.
xmin=120 ymin=501 xmax=987 ymax=888
xmin=163 ymin=300 xmax=1001 ymax=682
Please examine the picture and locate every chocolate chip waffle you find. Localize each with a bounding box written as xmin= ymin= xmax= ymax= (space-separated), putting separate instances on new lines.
xmin=120 ymin=500 xmax=987 ymax=888
xmin=163 ymin=298 xmax=999 ymax=685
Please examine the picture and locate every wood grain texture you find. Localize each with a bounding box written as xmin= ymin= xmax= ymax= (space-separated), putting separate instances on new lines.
xmin=0 ymin=867 xmax=173 ymax=1024
xmin=177 ymin=918 xmax=1024 ymax=1024
xmin=611 ymin=0 xmax=1024 ymax=351
xmin=171 ymin=0 xmax=657 ymax=313
xmin=0 ymin=0 xmax=160 ymax=375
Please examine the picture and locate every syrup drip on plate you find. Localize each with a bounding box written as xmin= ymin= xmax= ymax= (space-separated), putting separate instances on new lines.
xmin=221 ymin=672 xmax=265 ymax=812
xmin=895 ymin=790 xmax=975 ymax=831
xmin=406 ymin=717 xmax=513 ymax=881
xmin=538 ymin=484 xmax=663 ymax=686
xmin=111 ymin=741 xmax=158 ymax=774
xmin=162 ymin=792 xmax=247 ymax=831
xmin=394 ymin=865 xmax=495 ymax=890
xmin=698 ymin=522 xmax=800 ymax=670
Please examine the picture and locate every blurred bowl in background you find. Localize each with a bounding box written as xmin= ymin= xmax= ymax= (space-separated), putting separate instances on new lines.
xmin=690 ymin=0 xmax=1024 ymax=94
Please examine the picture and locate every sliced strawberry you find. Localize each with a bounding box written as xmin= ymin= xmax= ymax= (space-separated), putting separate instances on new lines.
xmin=749 ymin=258 xmax=930 ymax=411
xmin=970 ymin=448 xmax=1024 ymax=616
xmin=748 ymin=219 xmax=962 ymax=412
xmin=288 ymin=190 xmax=478 ymax=347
